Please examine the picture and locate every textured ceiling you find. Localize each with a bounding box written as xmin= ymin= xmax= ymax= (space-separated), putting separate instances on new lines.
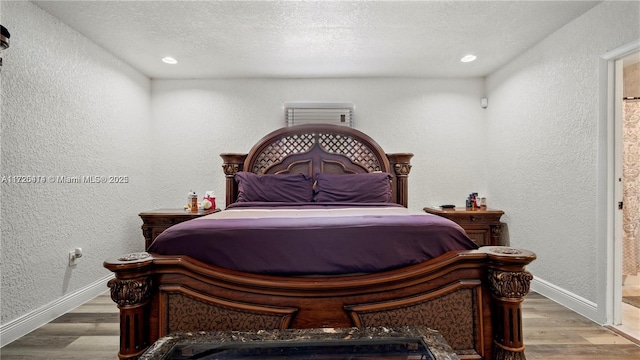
xmin=32 ymin=0 xmax=602 ymax=79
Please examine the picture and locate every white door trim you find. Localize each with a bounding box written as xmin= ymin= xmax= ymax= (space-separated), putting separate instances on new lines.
xmin=599 ymin=40 xmax=640 ymax=326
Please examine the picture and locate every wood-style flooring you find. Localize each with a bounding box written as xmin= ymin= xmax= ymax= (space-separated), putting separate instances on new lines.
xmin=1 ymin=292 xmax=639 ymax=359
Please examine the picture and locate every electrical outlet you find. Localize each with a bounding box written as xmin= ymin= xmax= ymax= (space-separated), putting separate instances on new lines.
xmin=68 ymin=247 xmax=82 ymax=266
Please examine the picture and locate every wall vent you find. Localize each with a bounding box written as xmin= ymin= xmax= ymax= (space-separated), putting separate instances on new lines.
xmin=285 ymin=103 xmax=354 ymax=127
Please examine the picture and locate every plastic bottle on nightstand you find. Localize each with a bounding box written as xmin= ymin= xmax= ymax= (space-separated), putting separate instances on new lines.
xmin=188 ymin=190 xmax=197 ymax=212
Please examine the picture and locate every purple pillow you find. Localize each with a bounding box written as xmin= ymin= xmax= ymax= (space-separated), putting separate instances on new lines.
xmin=313 ymin=172 xmax=392 ymax=203
xmin=235 ymin=172 xmax=314 ymax=203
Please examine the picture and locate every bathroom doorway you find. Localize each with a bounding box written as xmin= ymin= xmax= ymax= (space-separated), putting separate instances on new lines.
xmin=613 ymin=50 xmax=640 ymax=342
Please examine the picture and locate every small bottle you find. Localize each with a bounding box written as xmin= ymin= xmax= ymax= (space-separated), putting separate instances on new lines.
xmin=188 ymin=191 xmax=197 ymax=212
xmin=480 ymin=197 xmax=487 ymax=210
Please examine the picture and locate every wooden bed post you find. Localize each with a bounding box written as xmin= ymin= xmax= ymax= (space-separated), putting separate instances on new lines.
xmin=482 ymin=247 xmax=536 ymax=360
xmin=104 ymin=253 xmax=155 ymax=360
xmin=220 ymin=153 xmax=247 ymax=207
xmin=387 ymin=153 xmax=413 ymax=207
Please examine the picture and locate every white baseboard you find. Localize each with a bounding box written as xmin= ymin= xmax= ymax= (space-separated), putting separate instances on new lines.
xmin=531 ymin=276 xmax=600 ymax=324
xmin=0 ymin=274 xmax=113 ymax=347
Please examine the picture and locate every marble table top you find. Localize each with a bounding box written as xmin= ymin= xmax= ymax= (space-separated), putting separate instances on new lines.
xmin=139 ymin=326 xmax=460 ymax=360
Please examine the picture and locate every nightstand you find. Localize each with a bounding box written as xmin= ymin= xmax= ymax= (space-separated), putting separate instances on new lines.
xmin=139 ymin=208 xmax=220 ymax=249
xmin=423 ymin=207 xmax=504 ymax=246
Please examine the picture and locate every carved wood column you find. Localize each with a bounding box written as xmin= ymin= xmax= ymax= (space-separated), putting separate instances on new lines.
xmin=220 ymin=153 xmax=247 ymax=207
xmin=387 ymin=153 xmax=413 ymax=207
xmin=104 ymin=253 xmax=155 ymax=360
xmin=482 ymin=247 xmax=536 ymax=360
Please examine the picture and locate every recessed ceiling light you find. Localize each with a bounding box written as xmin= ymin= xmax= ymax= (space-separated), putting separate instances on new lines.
xmin=460 ymin=55 xmax=477 ymax=63
xmin=162 ymin=57 xmax=178 ymax=64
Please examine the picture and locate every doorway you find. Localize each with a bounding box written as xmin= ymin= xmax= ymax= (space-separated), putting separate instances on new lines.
xmin=613 ymin=50 xmax=640 ymax=341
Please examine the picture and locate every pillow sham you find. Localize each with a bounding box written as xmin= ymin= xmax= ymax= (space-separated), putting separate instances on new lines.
xmin=313 ymin=172 xmax=392 ymax=203
xmin=235 ymin=172 xmax=314 ymax=203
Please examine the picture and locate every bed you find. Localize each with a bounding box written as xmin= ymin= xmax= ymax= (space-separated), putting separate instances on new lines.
xmin=104 ymin=124 xmax=536 ymax=360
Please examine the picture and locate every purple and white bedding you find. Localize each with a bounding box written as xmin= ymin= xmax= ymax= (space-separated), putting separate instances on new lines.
xmin=148 ymin=202 xmax=478 ymax=276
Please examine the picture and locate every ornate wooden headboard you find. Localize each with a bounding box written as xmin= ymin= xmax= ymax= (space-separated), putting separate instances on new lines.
xmin=220 ymin=124 xmax=413 ymax=207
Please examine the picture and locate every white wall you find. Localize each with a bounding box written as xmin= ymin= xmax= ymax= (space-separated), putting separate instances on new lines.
xmin=0 ymin=1 xmax=152 ymax=330
xmin=485 ymin=0 xmax=640 ymax=320
xmin=150 ymin=78 xmax=488 ymax=212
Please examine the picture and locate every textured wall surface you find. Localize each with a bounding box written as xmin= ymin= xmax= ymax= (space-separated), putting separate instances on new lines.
xmin=150 ymin=77 xmax=487 ymax=212
xmin=485 ymin=1 xmax=640 ymax=303
xmin=1 ymin=2 xmax=152 ymax=324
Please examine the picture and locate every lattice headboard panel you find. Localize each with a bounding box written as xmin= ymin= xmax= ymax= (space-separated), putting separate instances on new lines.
xmin=318 ymin=133 xmax=382 ymax=173
xmin=220 ymin=124 xmax=413 ymax=207
xmin=250 ymin=132 xmax=383 ymax=175
xmin=250 ymin=133 xmax=315 ymax=174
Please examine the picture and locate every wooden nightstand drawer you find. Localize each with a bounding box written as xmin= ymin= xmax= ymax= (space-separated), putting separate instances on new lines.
xmin=423 ymin=207 xmax=504 ymax=246
xmin=446 ymin=213 xmax=503 ymax=225
xmin=465 ymin=229 xmax=490 ymax=246
xmin=139 ymin=208 xmax=220 ymax=250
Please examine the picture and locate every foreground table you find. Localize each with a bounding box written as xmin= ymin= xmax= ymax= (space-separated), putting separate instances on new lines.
xmin=138 ymin=326 xmax=460 ymax=360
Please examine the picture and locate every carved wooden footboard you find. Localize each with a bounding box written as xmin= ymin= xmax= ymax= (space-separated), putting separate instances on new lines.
xmin=104 ymin=246 xmax=535 ymax=360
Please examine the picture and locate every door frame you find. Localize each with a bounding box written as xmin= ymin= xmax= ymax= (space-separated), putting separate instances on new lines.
xmin=600 ymin=40 xmax=640 ymax=327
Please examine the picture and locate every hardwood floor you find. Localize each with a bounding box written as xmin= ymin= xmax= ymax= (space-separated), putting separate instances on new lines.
xmin=616 ymin=282 xmax=640 ymax=340
xmin=523 ymin=292 xmax=640 ymax=360
xmin=0 ymin=293 xmax=119 ymax=360
xmin=1 ymin=292 xmax=639 ymax=359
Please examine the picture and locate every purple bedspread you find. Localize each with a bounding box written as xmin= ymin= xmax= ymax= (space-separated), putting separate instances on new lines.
xmin=148 ymin=203 xmax=478 ymax=275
